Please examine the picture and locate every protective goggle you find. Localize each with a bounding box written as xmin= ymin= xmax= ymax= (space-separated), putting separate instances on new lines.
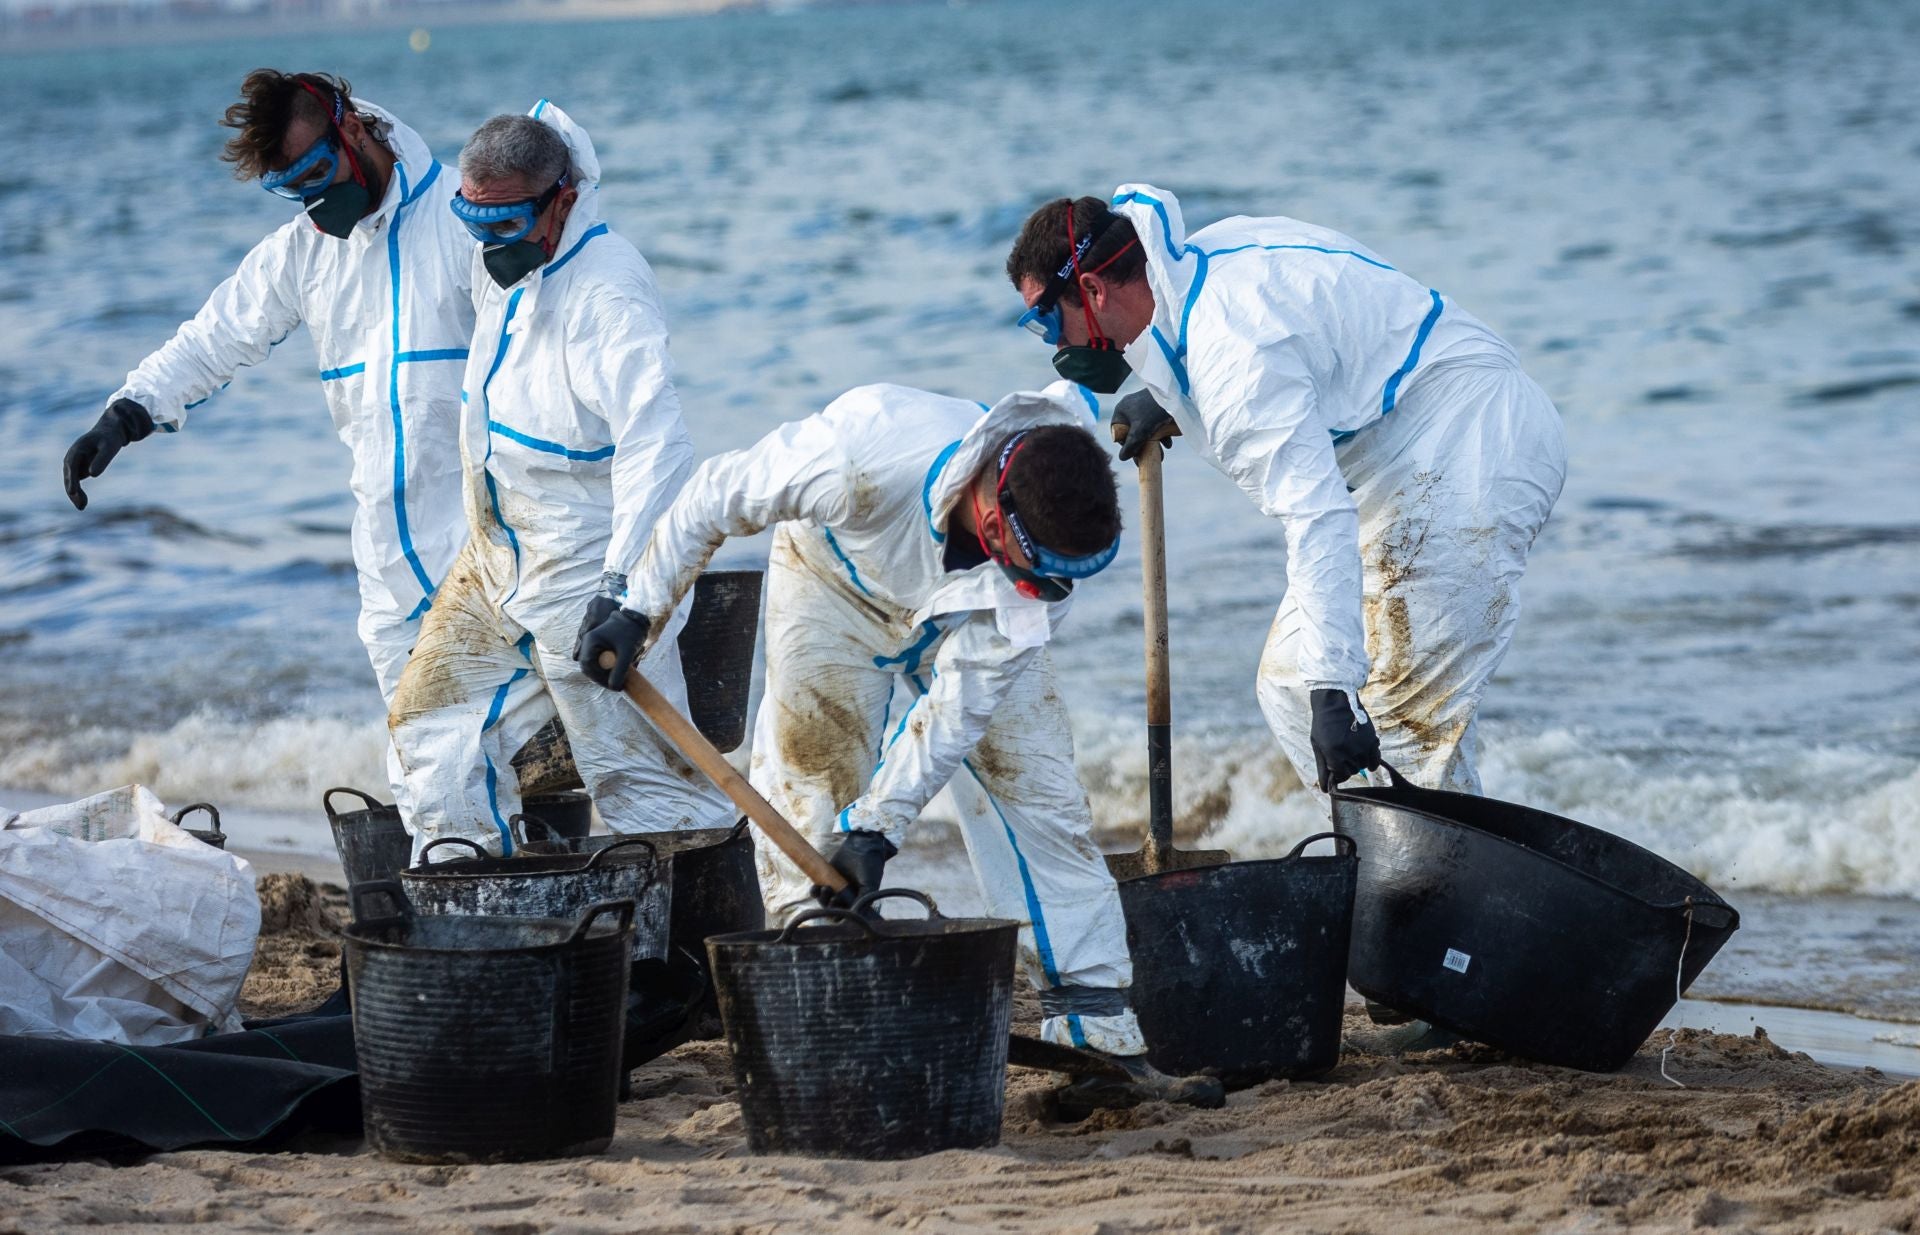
xmin=977 ymin=431 xmax=1121 ymax=603
xmin=261 ymin=133 xmax=345 ymax=201
xmin=449 ymin=177 xmax=569 ymax=245
xmin=1013 ymin=212 xmax=1138 ymax=346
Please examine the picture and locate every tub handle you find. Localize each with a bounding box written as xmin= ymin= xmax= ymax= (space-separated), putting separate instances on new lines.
xmin=169 ymin=802 xmax=223 ymax=838
xmin=587 ymin=837 xmax=662 ymax=894
xmin=509 ymin=813 xmax=565 ymax=847
xmin=1371 ymin=760 xmax=1416 ymax=792
xmin=726 ymin=815 xmax=752 ymax=843
xmin=776 ymin=906 xmax=881 ymax=942
xmin=348 ymin=879 xmax=413 ymax=923
xmin=1658 ymin=896 xmax=1739 ymax=932
xmin=323 ymin=786 xmax=386 ymax=821
xmin=586 ymin=835 xmax=657 ymax=871
xmin=849 ymin=887 xmax=942 ymax=920
xmin=568 ymin=898 xmax=637 ymax=943
xmin=417 ymin=837 xmax=489 ymax=866
xmin=1287 ymin=831 xmax=1356 ymax=859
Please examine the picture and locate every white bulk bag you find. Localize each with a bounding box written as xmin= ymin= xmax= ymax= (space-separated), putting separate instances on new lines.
xmin=0 ymin=786 xmax=260 ymax=1045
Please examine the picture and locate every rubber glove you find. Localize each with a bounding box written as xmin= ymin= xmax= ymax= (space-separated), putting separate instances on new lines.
xmin=64 ymin=398 xmax=154 ymax=510
xmin=577 ymin=606 xmax=651 ymax=690
xmin=1309 ymin=688 xmax=1380 ymax=792
xmin=1110 ymin=390 xmax=1180 ymax=462
xmin=818 ymin=829 xmax=897 ymax=910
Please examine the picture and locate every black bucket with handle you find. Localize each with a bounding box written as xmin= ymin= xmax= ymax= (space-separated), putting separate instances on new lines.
xmin=677 ymin=569 xmax=763 ymax=755
xmin=521 ymin=790 xmax=593 ymax=841
xmin=400 ymin=836 xmax=668 ymax=962
xmin=169 ymin=802 xmax=226 ymax=850
xmin=324 ymin=787 xmax=412 ymax=890
xmin=343 ymin=881 xmax=632 ymax=1163
xmin=514 ymin=816 xmax=764 ymax=1030
xmin=707 ymin=890 xmax=1016 ymax=1159
xmin=1119 ymin=832 xmax=1357 ymax=1085
xmin=1332 ymin=763 xmax=1740 ymax=1072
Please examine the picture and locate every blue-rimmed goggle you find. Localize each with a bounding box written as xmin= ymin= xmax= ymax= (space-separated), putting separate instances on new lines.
xmin=983 ymin=430 xmax=1121 ymax=602
xmin=449 ymin=176 xmax=568 ymax=245
xmin=1014 ymin=232 xmax=1093 ymax=346
xmin=1014 ymin=212 xmax=1138 ymax=347
xmin=261 ymin=135 xmax=344 ymax=201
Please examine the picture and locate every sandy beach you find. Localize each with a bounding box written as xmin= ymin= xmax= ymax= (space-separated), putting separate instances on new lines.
xmin=3 ymin=869 xmax=1914 ymax=1235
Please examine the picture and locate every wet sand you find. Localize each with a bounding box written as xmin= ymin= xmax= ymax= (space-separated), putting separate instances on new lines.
xmin=4 ymin=871 xmax=1917 ymax=1234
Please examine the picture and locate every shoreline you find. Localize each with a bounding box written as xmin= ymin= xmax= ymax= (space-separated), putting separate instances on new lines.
xmin=7 ymin=778 xmax=1920 ymax=1077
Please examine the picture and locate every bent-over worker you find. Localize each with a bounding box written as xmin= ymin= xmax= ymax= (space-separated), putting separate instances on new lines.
xmin=577 ymin=381 xmax=1219 ymax=1108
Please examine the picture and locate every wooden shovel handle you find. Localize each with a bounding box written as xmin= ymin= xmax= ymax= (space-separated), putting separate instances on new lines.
xmin=605 ymin=655 xmax=848 ymax=892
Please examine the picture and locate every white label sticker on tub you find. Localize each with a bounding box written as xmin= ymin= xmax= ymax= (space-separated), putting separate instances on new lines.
xmin=1443 ymin=948 xmax=1471 ymax=974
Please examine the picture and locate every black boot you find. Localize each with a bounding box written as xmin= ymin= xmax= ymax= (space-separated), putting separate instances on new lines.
xmin=1052 ymin=1052 xmax=1225 ymax=1120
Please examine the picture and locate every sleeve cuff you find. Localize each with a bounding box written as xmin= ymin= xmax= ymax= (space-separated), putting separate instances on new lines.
xmin=836 ymin=801 xmax=908 ymax=845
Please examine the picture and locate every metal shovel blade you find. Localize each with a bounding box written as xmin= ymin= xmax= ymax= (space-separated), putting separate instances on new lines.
xmin=1106 ymin=838 xmax=1231 ymax=882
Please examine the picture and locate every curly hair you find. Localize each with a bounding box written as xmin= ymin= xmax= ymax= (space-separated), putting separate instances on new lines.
xmin=220 ymin=69 xmax=355 ymax=181
xmin=1002 ymin=425 xmax=1122 ymax=558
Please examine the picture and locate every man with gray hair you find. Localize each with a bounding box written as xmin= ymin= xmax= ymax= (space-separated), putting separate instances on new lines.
xmin=387 ymin=99 xmax=731 ymax=857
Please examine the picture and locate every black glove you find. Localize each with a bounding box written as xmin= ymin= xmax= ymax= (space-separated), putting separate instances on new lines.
xmin=818 ymin=829 xmax=897 ymax=910
xmin=572 ymin=596 xmax=618 ymax=658
xmin=1110 ymin=390 xmax=1179 ymax=462
xmin=63 ymin=398 xmax=154 ymax=510
xmin=576 ymin=604 xmax=651 ymax=690
xmin=1309 ymin=688 xmax=1381 ymax=792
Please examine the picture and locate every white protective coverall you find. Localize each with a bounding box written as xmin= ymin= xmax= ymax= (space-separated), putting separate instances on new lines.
xmin=112 ymin=102 xmax=471 ymax=705
xmin=621 ymin=381 xmax=1146 ymax=1053
xmin=388 ymin=100 xmax=731 ymax=858
xmin=1108 ymin=185 xmax=1567 ymax=793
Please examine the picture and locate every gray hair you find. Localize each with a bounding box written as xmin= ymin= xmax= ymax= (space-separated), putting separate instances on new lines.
xmin=459 ymin=114 xmax=570 ymax=190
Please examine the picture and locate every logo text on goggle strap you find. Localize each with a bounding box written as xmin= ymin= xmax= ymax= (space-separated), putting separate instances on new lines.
xmin=1053 ymin=234 xmax=1095 ymax=282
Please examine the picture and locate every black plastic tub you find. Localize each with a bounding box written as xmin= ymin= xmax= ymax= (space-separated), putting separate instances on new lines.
xmin=707 ymin=890 xmax=1016 ymax=1159
xmin=325 ymin=788 xmax=413 ymax=892
xmin=400 ymin=837 xmax=668 ymax=962
xmin=1332 ymin=766 xmax=1740 ymax=1072
xmin=1120 ymin=832 xmax=1357 ymax=1085
xmin=515 ymin=819 xmax=764 ymax=1032
xmin=343 ymin=882 xmax=633 ymax=1163
xmin=522 ymin=790 xmax=593 ymax=841
xmin=678 ymin=569 xmax=763 ymax=755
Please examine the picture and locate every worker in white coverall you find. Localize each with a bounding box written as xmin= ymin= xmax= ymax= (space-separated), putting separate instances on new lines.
xmin=575 ymin=381 xmax=1223 ymax=1109
xmin=1007 ymin=186 xmax=1567 ymax=797
xmin=61 ymin=71 xmax=471 ymax=803
xmin=387 ymin=101 xmax=731 ymax=859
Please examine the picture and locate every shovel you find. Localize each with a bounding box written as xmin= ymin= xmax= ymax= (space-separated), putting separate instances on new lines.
xmin=602 ymin=655 xmax=1123 ymax=1079
xmin=1105 ymin=427 xmax=1231 ymax=880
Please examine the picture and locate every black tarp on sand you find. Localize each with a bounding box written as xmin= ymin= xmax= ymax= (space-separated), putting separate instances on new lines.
xmin=0 ymin=1011 xmax=359 ymax=1162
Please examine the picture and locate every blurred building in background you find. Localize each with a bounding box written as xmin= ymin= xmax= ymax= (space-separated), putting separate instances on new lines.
xmin=1 ymin=0 xmax=782 ymax=45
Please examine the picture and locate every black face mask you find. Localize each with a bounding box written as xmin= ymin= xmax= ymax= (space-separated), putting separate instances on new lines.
xmin=1052 ymin=342 xmax=1133 ymax=394
xmin=483 ymin=240 xmax=548 ymax=289
xmin=305 ymin=179 xmax=372 ymax=240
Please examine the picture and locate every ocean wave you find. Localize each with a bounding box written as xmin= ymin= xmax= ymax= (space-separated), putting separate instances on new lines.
xmin=1193 ymin=728 xmax=1920 ymax=900
xmin=3 ymin=711 xmax=1913 ymax=900
xmin=0 ymin=710 xmax=389 ymax=815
